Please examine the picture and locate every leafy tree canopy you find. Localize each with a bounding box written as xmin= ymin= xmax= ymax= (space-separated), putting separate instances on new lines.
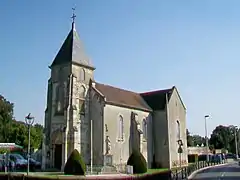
xmin=0 ymin=94 xmax=43 ymax=150
xmin=210 ymin=125 xmax=238 ymax=153
xmin=0 ymin=95 xmax=14 ymax=142
xmin=187 ymin=129 xmax=206 ymax=147
xmin=187 ymin=129 xmax=194 ymax=147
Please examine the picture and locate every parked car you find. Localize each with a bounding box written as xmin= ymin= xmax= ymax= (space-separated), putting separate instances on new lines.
xmin=29 ymin=158 xmax=41 ymax=169
xmin=226 ymin=153 xmax=236 ymax=159
xmin=9 ymin=154 xmax=27 ymax=170
xmin=0 ymin=154 xmax=16 ymax=172
xmin=210 ymin=154 xmax=222 ymax=163
xmin=0 ymin=158 xmax=4 ymax=172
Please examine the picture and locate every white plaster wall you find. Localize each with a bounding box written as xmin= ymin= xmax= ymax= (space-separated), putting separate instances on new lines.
xmin=168 ymin=88 xmax=188 ymax=168
xmin=152 ymin=110 xmax=170 ymax=168
xmin=89 ymin=88 xmax=105 ymax=165
xmin=103 ymin=104 xmax=152 ymax=167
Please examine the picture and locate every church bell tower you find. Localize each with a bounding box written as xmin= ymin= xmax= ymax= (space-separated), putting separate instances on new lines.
xmin=43 ymin=9 xmax=95 ymax=170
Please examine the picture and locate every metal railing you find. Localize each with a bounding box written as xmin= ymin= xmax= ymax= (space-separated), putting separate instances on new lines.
xmin=171 ymin=160 xmax=226 ymax=180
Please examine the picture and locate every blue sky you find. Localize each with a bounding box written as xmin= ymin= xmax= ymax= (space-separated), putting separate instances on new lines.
xmin=1 ymin=0 xmax=240 ymax=137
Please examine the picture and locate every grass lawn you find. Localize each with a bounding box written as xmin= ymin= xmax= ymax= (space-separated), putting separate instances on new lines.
xmin=135 ymin=168 xmax=169 ymax=176
xmin=146 ymin=168 xmax=168 ymax=174
xmin=139 ymin=162 xmax=196 ymax=175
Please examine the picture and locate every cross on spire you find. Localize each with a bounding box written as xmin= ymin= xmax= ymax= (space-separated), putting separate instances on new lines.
xmin=71 ymin=7 xmax=76 ymax=23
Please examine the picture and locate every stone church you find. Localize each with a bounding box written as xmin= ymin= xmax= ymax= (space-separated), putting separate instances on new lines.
xmin=42 ymin=17 xmax=188 ymax=171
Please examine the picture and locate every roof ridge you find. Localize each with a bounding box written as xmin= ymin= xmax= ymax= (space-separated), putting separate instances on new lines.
xmin=94 ymin=82 xmax=152 ymax=112
xmin=95 ymin=82 xmax=139 ymax=94
xmin=140 ymin=87 xmax=174 ymax=96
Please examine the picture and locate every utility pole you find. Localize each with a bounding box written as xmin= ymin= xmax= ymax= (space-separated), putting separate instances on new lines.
xmin=90 ymin=119 xmax=93 ymax=174
xmin=25 ymin=113 xmax=34 ymax=176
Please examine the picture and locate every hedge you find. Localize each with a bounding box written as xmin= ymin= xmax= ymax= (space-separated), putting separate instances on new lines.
xmin=64 ymin=149 xmax=86 ymax=175
xmin=0 ymin=171 xmax=172 ymax=180
xmin=127 ymin=150 xmax=147 ymax=174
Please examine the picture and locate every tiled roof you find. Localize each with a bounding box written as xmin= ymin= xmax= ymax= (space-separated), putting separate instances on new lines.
xmin=94 ymin=82 xmax=152 ymax=112
xmin=141 ymin=88 xmax=174 ymax=110
xmin=50 ymin=22 xmax=94 ymax=69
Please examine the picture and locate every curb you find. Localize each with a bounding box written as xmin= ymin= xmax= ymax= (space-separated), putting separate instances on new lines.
xmin=188 ymin=163 xmax=228 ymax=179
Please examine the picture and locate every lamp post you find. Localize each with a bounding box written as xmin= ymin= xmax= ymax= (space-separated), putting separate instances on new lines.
xmin=25 ymin=113 xmax=34 ymax=176
xmin=90 ymin=119 xmax=93 ymax=174
xmin=204 ymin=115 xmax=210 ymax=162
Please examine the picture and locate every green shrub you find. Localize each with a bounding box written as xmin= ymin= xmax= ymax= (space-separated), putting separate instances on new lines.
xmin=127 ymin=150 xmax=147 ymax=174
xmin=64 ymin=149 xmax=86 ymax=175
xmin=188 ymin=154 xmax=198 ymax=163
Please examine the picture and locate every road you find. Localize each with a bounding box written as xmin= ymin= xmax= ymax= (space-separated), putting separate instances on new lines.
xmin=189 ymin=161 xmax=240 ymax=180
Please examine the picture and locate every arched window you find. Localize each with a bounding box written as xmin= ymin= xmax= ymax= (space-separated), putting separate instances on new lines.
xmin=93 ymin=94 xmax=98 ymax=102
xmin=80 ymin=68 xmax=85 ymax=81
xmin=58 ymin=67 xmax=64 ymax=81
xmin=79 ymin=86 xmax=86 ymax=98
xmin=56 ymin=84 xmax=64 ymax=112
xmin=78 ymin=99 xmax=85 ymax=114
xmin=176 ymin=120 xmax=180 ymax=140
xmin=143 ymin=119 xmax=147 ymax=139
xmin=56 ymin=85 xmax=60 ymax=101
xmin=118 ymin=115 xmax=124 ymax=141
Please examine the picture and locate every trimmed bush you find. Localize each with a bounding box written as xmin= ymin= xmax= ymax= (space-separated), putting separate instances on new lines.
xmin=188 ymin=154 xmax=198 ymax=163
xmin=127 ymin=150 xmax=147 ymax=174
xmin=64 ymin=149 xmax=86 ymax=175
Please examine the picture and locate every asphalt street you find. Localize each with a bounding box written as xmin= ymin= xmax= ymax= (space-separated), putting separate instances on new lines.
xmin=189 ymin=162 xmax=240 ymax=180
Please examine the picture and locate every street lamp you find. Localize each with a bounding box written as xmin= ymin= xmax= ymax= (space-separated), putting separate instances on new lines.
xmin=204 ymin=115 xmax=210 ymax=162
xmin=25 ymin=113 xmax=34 ymax=176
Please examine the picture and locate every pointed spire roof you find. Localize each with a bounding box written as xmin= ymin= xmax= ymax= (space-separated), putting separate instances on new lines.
xmin=50 ymin=11 xmax=95 ymax=70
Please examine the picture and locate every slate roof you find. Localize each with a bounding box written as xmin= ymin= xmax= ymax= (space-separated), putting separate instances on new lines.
xmin=140 ymin=87 xmax=174 ymax=110
xmin=94 ymin=82 xmax=152 ymax=112
xmin=50 ymin=22 xmax=94 ymax=69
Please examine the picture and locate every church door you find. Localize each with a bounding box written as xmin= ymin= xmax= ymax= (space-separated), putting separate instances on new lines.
xmin=54 ymin=144 xmax=62 ymax=170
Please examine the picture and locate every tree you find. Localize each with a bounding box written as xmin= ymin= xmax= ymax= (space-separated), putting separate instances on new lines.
xmin=0 ymin=95 xmax=14 ymax=142
xmin=192 ymin=135 xmax=206 ymax=147
xmin=8 ymin=121 xmax=43 ymax=150
xmin=0 ymin=94 xmax=43 ymax=150
xmin=186 ymin=129 xmax=194 ymax=147
xmin=30 ymin=124 xmax=43 ymax=150
xmin=209 ymin=125 xmax=237 ymax=152
xmin=9 ymin=121 xmax=28 ymax=147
